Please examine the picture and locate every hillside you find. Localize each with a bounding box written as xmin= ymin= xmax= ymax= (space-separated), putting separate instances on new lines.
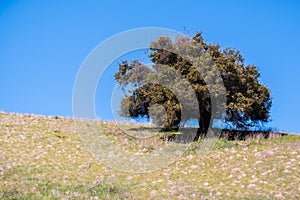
xmin=1 ymin=112 xmax=300 ymax=199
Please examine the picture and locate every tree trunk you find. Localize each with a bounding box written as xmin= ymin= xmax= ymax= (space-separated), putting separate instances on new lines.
xmin=193 ymin=110 xmax=211 ymax=141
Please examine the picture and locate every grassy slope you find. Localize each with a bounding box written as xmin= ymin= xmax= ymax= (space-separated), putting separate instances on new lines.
xmin=0 ymin=112 xmax=300 ymax=199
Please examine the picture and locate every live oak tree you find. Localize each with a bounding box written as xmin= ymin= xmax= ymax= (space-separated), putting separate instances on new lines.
xmin=114 ymin=33 xmax=272 ymax=140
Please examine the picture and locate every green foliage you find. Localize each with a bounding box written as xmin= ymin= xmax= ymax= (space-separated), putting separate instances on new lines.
xmin=114 ymin=32 xmax=272 ymax=134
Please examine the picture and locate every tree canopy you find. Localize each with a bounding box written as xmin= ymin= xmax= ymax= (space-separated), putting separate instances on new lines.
xmin=114 ymin=32 xmax=272 ymax=140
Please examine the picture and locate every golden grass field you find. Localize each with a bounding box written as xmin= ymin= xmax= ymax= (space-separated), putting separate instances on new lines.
xmin=1 ymin=112 xmax=300 ymax=199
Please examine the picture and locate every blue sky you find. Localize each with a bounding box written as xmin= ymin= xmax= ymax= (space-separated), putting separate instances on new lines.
xmin=1 ymin=0 xmax=300 ymax=133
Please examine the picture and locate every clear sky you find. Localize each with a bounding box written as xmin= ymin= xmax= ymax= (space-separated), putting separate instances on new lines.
xmin=1 ymin=0 xmax=300 ymax=133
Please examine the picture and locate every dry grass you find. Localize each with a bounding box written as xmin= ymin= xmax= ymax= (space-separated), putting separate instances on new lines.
xmin=1 ymin=112 xmax=300 ymax=199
